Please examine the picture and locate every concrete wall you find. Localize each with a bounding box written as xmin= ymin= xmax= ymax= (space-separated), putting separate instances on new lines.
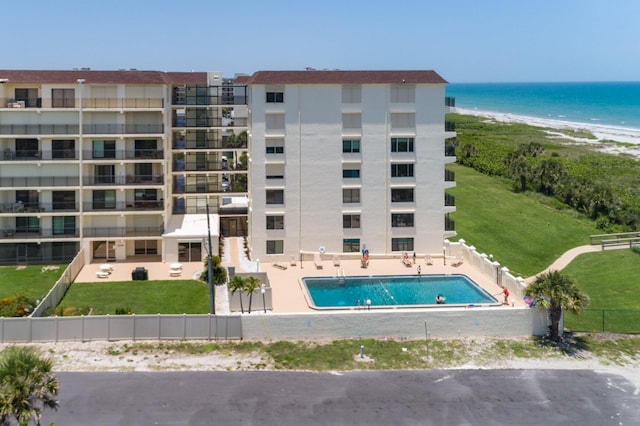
xmin=241 ymin=307 xmax=548 ymax=340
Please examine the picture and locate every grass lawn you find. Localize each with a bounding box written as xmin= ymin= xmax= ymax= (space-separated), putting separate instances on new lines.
xmin=58 ymin=280 xmax=211 ymax=315
xmin=561 ymin=249 xmax=640 ymax=333
xmin=448 ymin=163 xmax=600 ymax=277
xmin=0 ymin=265 xmax=65 ymax=301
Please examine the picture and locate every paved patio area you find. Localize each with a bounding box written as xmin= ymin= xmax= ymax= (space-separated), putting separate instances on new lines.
xmin=73 ymin=238 xmax=518 ymax=313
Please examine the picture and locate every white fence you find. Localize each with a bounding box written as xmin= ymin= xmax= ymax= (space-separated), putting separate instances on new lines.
xmin=31 ymin=249 xmax=86 ymax=317
xmin=1 ymin=314 xmax=242 ymax=343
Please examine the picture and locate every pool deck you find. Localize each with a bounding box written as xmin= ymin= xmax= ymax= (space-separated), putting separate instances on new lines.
xmin=73 ymin=238 xmax=521 ymax=313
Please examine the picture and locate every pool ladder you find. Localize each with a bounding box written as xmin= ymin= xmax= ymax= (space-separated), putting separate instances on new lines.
xmin=335 ymin=268 xmax=345 ymax=278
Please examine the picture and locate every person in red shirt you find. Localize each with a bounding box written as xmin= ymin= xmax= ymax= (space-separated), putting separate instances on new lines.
xmin=503 ymin=286 xmax=510 ymax=305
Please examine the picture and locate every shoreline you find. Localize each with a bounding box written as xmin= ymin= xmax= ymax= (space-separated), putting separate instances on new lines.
xmin=454 ymin=107 xmax=640 ymax=146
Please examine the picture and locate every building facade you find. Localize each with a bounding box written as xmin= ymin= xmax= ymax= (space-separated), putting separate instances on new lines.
xmin=0 ymin=68 xmax=454 ymax=266
xmin=246 ymin=70 xmax=456 ymax=261
xmin=0 ymin=70 xmax=248 ymax=265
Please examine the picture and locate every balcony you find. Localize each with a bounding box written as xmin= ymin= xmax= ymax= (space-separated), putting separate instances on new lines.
xmin=445 ymin=193 xmax=456 ymax=207
xmin=172 ymin=86 xmax=247 ymax=106
xmin=0 ymin=202 xmax=79 ymax=213
xmin=445 ymin=169 xmax=455 ymax=182
xmin=82 ymin=226 xmax=164 ymax=238
xmin=0 ymin=124 xmax=79 ymax=135
xmin=82 ymin=175 xmax=164 ymax=186
xmin=4 ymin=98 xmax=42 ymax=108
xmin=445 ymin=121 xmax=456 ymax=132
xmin=445 ymin=214 xmax=455 ymax=231
xmin=173 ymin=160 xmax=225 ymax=172
xmin=3 ymin=149 xmax=78 ymax=161
xmin=445 ymin=140 xmax=456 ymax=158
xmin=83 ymin=124 xmax=164 ymax=134
xmin=83 ymin=201 xmax=163 ymax=212
xmin=445 ymin=97 xmax=456 ymax=107
xmin=2 ymin=229 xmax=79 ymax=239
xmin=172 ymin=118 xmax=248 ymax=128
xmin=82 ymin=150 xmax=164 ymax=160
xmin=0 ymin=176 xmax=80 ymax=188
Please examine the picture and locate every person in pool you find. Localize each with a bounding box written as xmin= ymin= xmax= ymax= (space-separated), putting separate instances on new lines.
xmin=435 ymin=294 xmax=446 ymax=304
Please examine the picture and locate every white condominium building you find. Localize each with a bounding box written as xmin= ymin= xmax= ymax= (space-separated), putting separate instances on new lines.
xmin=246 ymin=70 xmax=456 ymax=261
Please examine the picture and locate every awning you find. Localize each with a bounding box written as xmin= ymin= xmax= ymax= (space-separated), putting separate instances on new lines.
xmin=162 ymin=214 xmax=219 ymax=239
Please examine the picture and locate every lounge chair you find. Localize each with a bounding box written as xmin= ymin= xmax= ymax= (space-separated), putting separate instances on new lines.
xmin=272 ymin=262 xmax=287 ymax=270
xmin=402 ymin=257 xmax=412 ymax=267
xmin=451 ymin=255 xmax=464 ymax=267
xmin=425 ymin=255 xmax=434 ymax=265
xmin=96 ymin=271 xmax=110 ymax=278
xmin=314 ymin=253 xmax=323 ymax=269
xmin=333 ymin=256 xmax=341 ymax=267
xmin=289 ymin=255 xmax=297 ymax=266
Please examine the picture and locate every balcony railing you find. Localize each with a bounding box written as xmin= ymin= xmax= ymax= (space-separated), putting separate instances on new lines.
xmin=82 ymin=175 xmax=164 ymax=186
xmin=83 ymin=124 xmax=164 ymax=134
xmin=445 ymin=169 xmax=455 ymax=182
xmin=172 ymin=136 xmax=248 ymax=150
xmin=173 ymin=161 xmax=225 ymax=172
xmin=445 ymin=193 xmax=456 ymax=207
xmin=82 ymin=150 xmax=164 ymax=160
xmin=82 ymin=98 xmax=164 ymax=108
xmin=0 ymin=177 xmax=80 ymax=187
xmin=0 ymin=202 xmax=79 ymax=213
xmin=4 ymin=98 xmax=42 ymax=108
xmin=2 ymin=229 xmax=79 ymax=239
xmin=173 ymin=118 xmax=248 ymax=128
xmin=2 ymin=149 xmax=78 ymax=161
xmin=445 ymin=214 xmax=455 ymax=231
xmin=0 ymin=124 xmax=79 ymax=135
xmin=83 ymin=201 xmax=163 ymax=211
xmin=173 ymin=184 xmax=246 ymax=194
xmin=172 ymin=86 xmax=247 ymax=106
xmin=82 ymin=226 xmax=164 ymax=238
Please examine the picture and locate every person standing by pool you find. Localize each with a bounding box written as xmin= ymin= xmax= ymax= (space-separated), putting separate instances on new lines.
xmin=413 ymin=252 xmax=416 ymax=264
xmin=503 ymin=286 xmax=510 ymax=305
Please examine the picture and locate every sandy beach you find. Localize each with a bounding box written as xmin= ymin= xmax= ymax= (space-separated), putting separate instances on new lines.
xmin=454 ymin=107 xmax=640 ymax=158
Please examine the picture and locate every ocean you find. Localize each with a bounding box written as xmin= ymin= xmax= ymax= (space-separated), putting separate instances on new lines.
xmin=446 ymin=82 xmax=640 ymax=131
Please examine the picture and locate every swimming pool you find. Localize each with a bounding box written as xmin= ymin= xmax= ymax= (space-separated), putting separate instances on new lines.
xmin=301 ymin=274 xmax=499 ymax=309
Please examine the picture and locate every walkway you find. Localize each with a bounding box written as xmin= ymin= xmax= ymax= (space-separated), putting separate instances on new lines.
xmin=524 ymin=243 xmax=627 ymax=283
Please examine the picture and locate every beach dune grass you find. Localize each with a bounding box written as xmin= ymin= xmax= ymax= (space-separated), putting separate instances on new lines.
xmin=57 ymin=280 xmax=210 ymax=315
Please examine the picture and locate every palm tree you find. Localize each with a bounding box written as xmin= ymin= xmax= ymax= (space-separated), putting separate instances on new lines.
xmin=0 ymin=346 xmax=59 ymax=426
xmin=228 ymin=275 xmax=246 ymax=314
xmin=524 ymin=270 xmax=590 ymax=341
xmin=244 ymin=276 xmax=261 ymax=314
xmin=504 ymin=151 xmax=531 ymax=192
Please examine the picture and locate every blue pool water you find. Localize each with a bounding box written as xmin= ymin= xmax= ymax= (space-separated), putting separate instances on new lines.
xmin=302 ymin=274 xmax=498 ymax=308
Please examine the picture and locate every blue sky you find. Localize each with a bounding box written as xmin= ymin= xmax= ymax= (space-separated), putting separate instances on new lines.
xmin=5 ymin=0 xmax=640 ymax=82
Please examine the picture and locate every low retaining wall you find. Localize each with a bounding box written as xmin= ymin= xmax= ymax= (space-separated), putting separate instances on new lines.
xmin=241 ymin=307 xmax=548 ymax=340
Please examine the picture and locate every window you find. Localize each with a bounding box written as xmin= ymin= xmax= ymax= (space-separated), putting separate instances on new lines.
xmin=343 ymin=238 xmax=360 ymax=253
xmin=135 ymin=139 xmax=157 ymax=158
xmin=15 ymin=88 xmax=39 ymax=107
xmin=392 ymin=238 xmax=414 ymax=252
xmin=266 ymin=190 xmax=284 ymax=204
xmin=391 ymin=85 xmax=415 ymax=103
xmin=16 ymin=190 xmax=38 ymax=210
xmin=342 ymin=139 xmax=360 ymax=153
xmin=266 ymin=240 xmax=284 ymax=254
xmin=52 ymin=216 xmax=76 ymax=235
xmin=265 ymin=137 xmax=284 ymax=154
xmin=390 ymin=113 xmax=415 ymax=129
xmin=265 ymin=113 xmax=285 ymax=130
xmin=52 ymin=140 xmax=75 ymax=159
xmin=343 ymin=169 xmax=360 ymax=178
xmin=391 ymin=188 xmax=414 ymax=202
xmin=93 ymin=190 xmax=116 ymax=210
xmin=92 ymin=140 xmax=116 ymax=159
xmin=343 ymin=188 xmax=361 ymax=203
xmin=343 ymin=214 xmax=361 ymax=229
xmin=392 ymin=213 xmax=414 ymax=227
xmin=52 ymin=191 xmax=75 ymax=210
xmin=51 ymin=88 xmax=75 ymax=108
xmin=16 ymin=217 xmax=39 ymax=233
xmin=342 ymin=85 xmax=361 ymax=103
xmin=391 ymin=137 xmax=414 ymax=153
xmin=15 ymin=139 xmax=38 ymax=159
xmin=342 ymin=113 xmax=361 ymax=129
xmin=391 ymin=163 xmax=414 ymax=177
xmin=266 ymin=215 xmax=284 ymax=230
xmin=266 ymin=92 xmax=284 ymax=103
xmin=95 ymin=165 xmax=115 ymax=184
